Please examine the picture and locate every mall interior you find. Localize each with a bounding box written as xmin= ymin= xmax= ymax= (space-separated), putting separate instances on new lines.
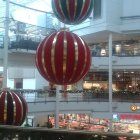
xmin=0 ymin=0 xmax=140 ymax=139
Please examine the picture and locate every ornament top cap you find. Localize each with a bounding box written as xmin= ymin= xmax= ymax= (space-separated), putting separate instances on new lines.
xmin=2 ymin=88 xmax=10 ymax=92
xmin=60 ymin=28 xmax=69 ymax=31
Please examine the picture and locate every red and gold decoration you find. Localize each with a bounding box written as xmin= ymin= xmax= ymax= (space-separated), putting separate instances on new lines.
xmin=0 ymin=91 xmax=28 ymax=126
xmin=51 ymin=0 xmax=93 ymax=24
xmin=35 ymin=30 xmax=91 ymax=85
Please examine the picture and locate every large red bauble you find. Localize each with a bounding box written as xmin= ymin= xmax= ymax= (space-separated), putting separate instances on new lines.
xmin=35 ymin=30 xmax=91 ymax=85
xmin=52 ymin=0 xmax=93 ymax=25
xmin=0 ymin=91 xmax=28 ymax=126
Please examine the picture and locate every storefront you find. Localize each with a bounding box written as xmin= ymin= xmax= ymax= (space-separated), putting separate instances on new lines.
xmin=112 ymin=114 xmax=140 ymax=134
xmin=47 ymin=113 xmax=110 ymax=131
xmin=32 ymin=113 xmax=140 ymax=134
xmin=83 ymin=71 xmax=140 ymax=94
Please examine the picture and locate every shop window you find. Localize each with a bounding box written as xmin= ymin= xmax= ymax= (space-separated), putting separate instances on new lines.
xmin=83 ymin=72 xmax=108 ymax=92
xmin=93 ymin=0 xmax=102 ymax=19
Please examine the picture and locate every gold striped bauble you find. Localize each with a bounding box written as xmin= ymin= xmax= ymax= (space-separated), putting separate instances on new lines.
xmin=0 ymin=91 xmax=28 ymax=126
xmin=35 ymin=30 xmax=91 ymax=85
xmin=52 ymin=0 xmax=93 ymax=25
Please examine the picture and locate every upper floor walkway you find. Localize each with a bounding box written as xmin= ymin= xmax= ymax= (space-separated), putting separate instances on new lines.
xmin=1 ymin=45 xmax=140 ymax=70
xmin=9 ymin=89 xmax=140 ymax=117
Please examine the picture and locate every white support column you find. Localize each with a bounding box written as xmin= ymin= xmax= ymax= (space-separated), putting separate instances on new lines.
xmin=3 ymin=0 xmax=10 ymax=89
xmin=55 ymin=85 xmax=60 ymax=128
xmin=108 ymin=33 xmax=113 ymax=130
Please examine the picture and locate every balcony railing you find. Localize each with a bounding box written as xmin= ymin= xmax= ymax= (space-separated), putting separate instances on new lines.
xmin=0 ymin=125 xmax=139 ymax=140
xmin=7 ymin=89 xmax=140 ymax=103
xmin=1 ymin=37 xmax=139 ymax=57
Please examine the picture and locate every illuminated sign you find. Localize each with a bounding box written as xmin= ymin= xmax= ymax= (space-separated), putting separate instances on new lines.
xmin=120 ymin=114 xmax=140 ymax=120
xmin=112 ymin=114 xmax=119 ymax=120
xmin=130 ymin=105 xmax=140 ymax=111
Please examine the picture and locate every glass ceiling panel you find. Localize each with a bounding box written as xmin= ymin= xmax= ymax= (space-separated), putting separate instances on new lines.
xmin=0 ymin=0 xmax=91 ymax=38
xmin=0 ymin=0 xmax=59 ymax=39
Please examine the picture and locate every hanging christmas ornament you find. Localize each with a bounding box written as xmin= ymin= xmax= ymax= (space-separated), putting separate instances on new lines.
xmin=52 ymin=0 xmax=93 ymax=24
xmin=35 ymin=30 xmax=91 ymax=85
xmin=0 ymin=91 xmax=28 ymax=126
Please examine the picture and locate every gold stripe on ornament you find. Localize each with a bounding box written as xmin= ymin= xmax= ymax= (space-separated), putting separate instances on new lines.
xmin=42 ymin=38 xmax=51 ymax=79
xmin=63 ymin=31 xmax=67 ymax=81
xmin=58 ymin=0 xmax=66 ymax=19
xmin=35 ymin=49 xmax=40 ymax=71
xmin=68 ymin=34 xmax=78 ymax=82
xmin=0 ymin=91 xmax=3 ymax=98
xmin=35 ymin=43 xmax=49 ymax=79
xmin=74 ymin=0 xmax=78 ymax=20
xmin=13 ymin=101 xmax=16 ymax=124
xmin=4 ymin=92 xmax=7 ymax=123
xmin=76 ymin=36 xmax=88 ymax=81
xmin=51 ymin=32 xmax=60 ymax=81
xmin=15 ymin=94 xmax=23 ymax=123
xmin=10 ymin=92 xmax=16 ymax=124
xmin=78 ymin=0 xmax=86 ymax=19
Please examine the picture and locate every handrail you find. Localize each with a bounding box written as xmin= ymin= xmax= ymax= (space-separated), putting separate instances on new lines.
xmin=120 ymin=15 xmax=140 ymax=20
xmin=3 ymin=89 xmax=139 ymax=103
xmin=0 ymin=125 xmax=139 ymax=139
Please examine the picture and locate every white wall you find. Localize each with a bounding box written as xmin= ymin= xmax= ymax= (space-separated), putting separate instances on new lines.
xmin=121 ymin=0 xmax=140 ymax=32
xmin=122 ymin=0 xmax=140 ymax=17
xmin=35 ymin=69 xmax=49 ymax=89
xmin=91 ymin=56 xmax=140 ymax=70
xmin=8 ymin=67 xmax=35 ymax=79
xmin=106 ymin=0 xmax=122 ymax=24
xmin=0 ymin=51 xmax=35 ymax=67
xmin=7 ymin=78 xmax=14 ymax=89
xmin=0 ymin=49 xmax=3 ymax=59
xmin=28 ymin=101 xmax=140 ymax=119
xmin=7 ymin=76 xmax=36 ymax=89
xmin=2 ymin=67 xmax=45 ymax=89
xmin=23 ymin=79 xmax=36 ymax=89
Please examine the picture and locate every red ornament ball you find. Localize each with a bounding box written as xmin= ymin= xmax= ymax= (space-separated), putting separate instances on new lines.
xmin=52 ymin=0 xmax=93 ymax=25
xmin=35 ymin=30 xmax=91 ymax=85
xmin=0 ymin=91 xmax=28 ymax=126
